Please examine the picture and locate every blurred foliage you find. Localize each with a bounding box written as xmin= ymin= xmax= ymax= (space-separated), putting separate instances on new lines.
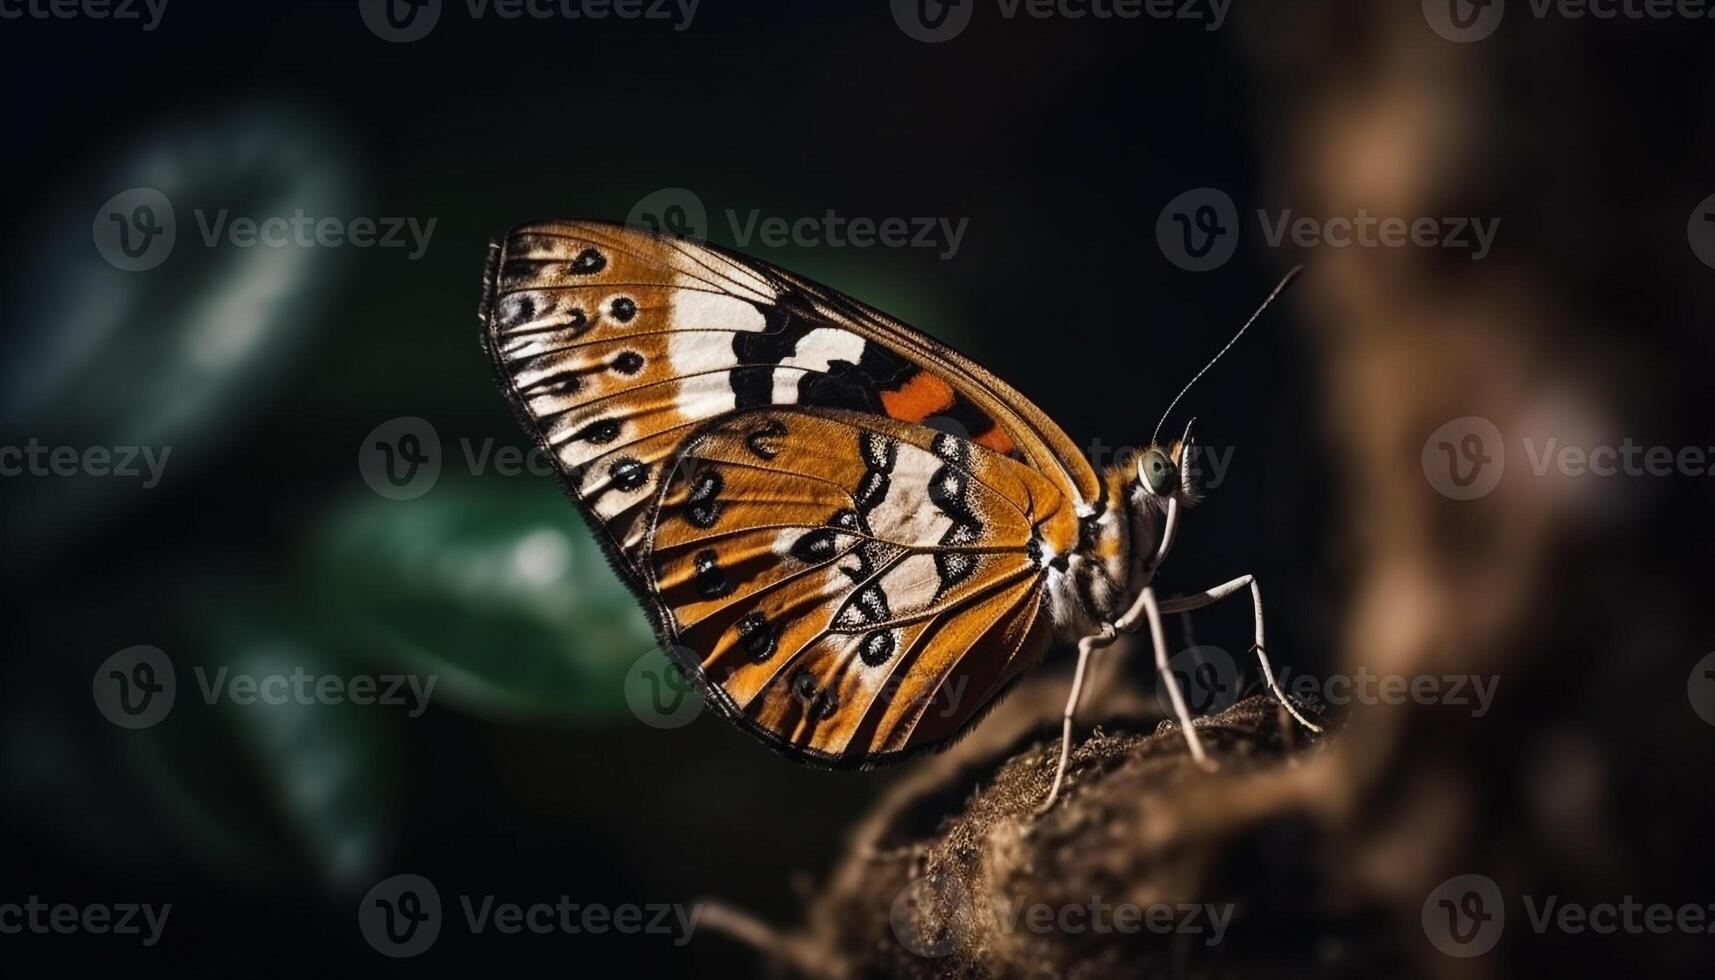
xmin=135 ymin=593 xmax=393 ymax=893
xmin=310 ymin=476 xmax=654 ymax=719
xmin=0 ymin=105 xmax=356 ymax=565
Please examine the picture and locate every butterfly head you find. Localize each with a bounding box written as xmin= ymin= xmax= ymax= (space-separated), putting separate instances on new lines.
xmin=1119 ymin=417 xmax=1203 ymax=581
xmin=1135 ymin=417 xmax=1202 ymax=510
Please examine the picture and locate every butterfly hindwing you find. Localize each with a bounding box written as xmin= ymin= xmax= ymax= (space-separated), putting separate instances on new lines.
xmin=648 ymin=408 xmax=1064 ymax=764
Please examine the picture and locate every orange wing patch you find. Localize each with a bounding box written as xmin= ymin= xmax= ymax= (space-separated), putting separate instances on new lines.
xmin=879 ymin=371 xmax=956 ymax=423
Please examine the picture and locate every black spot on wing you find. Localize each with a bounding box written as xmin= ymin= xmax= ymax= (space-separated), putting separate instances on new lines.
xmin=835 ymin=583 xmax=891 ymax=631
xmin=694 ymin=549 xmax=733 ymax=599
xmin=736 ymin=612 xmax=778 ymax=662
xmin=933 ymin=551 xmax=979 ymax=593
xmin=610 ymin=457 xmax=649 ymax=492
xmin=926 ymin=434 xmax=986 ymax=599
xmin=838 ymin=539 xmax=892 ymax=585
xmin=744 ymin=419 xmax=787 ymax=460
xmin=574 ymin=419 xmax=621 ymax=444
xmin=791 ymin=670 xmax=839 ymax=720
xmin=858 ymin=629 xmax=897 ymax=668
xmin=790 ymin=528 xmax=839 ymax=564
xmin=860 ymin=431 xmax=898 ymax=472
xmin=854 ymin=469 xmax=891 ymax=516
xmin=687 ymin=469 xmax=724 ymax=528
xmin=568 ymin=247 xmax=606 ymax=274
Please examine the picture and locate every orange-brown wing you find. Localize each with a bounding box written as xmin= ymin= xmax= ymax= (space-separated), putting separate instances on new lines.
xmin=478 ymin=220 xmax=1090 ymax=593
xmin=648 ymin=408 xmax=1066 ymax=766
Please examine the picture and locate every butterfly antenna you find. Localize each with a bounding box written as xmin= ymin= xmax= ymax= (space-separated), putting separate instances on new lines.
xmin=1150 ymin=265 xmax=1304 ymax=447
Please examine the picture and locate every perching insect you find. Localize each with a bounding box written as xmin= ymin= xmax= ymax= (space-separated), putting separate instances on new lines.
xmin=478 ymin=221 xmax=1319 ymax=811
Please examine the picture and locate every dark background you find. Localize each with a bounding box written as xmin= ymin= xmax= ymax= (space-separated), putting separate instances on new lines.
xmin=4 ymin=1 xmax=1709 ymax=977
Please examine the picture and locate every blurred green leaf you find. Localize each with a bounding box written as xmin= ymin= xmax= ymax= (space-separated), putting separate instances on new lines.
xmin=311 ymin=475 xmax=655 ymax=720
xmin=0 ymin=103 xmax=357 ymax=567
xmin=113 ymin=590 xmax=393 ymax=893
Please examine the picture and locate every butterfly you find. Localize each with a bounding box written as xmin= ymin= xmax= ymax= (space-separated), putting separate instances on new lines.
xmin=478 ymin=221 xmax=1318 ymax=807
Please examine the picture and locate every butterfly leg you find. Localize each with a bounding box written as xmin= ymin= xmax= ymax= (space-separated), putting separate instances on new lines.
xmin=1035 ymin=623 xmax=1118 ymax=815
xmin=1156 ymin=575 xmax=1323 ymax=734
xmin=1125 ymin=586 xmax=1217 ymax=770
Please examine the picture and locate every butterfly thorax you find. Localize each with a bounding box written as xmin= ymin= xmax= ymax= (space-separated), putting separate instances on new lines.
xmin=1045 ymin=464 xmax=1165 ymax=637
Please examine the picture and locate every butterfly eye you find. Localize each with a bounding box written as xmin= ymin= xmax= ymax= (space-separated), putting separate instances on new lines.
xmin=1138 ymin=448 xmax=1178 ymax=497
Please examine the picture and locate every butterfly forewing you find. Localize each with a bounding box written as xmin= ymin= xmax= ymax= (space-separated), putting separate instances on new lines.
xmin=480 ymin=221 xmax=1089 ymax=765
